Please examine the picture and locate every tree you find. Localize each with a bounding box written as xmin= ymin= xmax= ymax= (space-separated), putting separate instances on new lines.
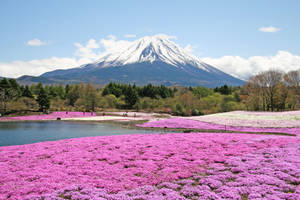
xmin=284 ymin=69 xmax=300 ymax=109
xmin=284 ymin=69 xmax=300 ymax=87
xmin=36 ymin=83 xmax=43 ymax=95
xmin=233 ymin=92 xmax=241 ymax=102
xmin=22 ymin=85 xmax=33 ymax=98
xmin=220 ymin=96 xmax=236 ymax=112
xmin=101 ymin=94 xmax=117 ymax=108
xmin=37 ymin=87 xmax=50 ymax=112
xmin=192 ymin=86 xmax=213 ymax=98
xmin=56 ymin=85 xmax=66 ymax=99
xmin=245 ymin=70 xmax=283 ymax=111
xmin=66 ymin=85 xmax=80 ymax=106
xmin=262 ymin=70 xmax=283 ymax=111
xmin=21 ymin=97 xmax=39 ymax=111
xmin=83 ymin=84 xmax=98 ymax=111
xmin=65 ymin=84 xmax=70 ymax=96
xmin=215 ymin=85 xmax=232 ymax=95
xmin=0 ymin=78 xmax=20 ymax=115
xmin=274 ymin=82 xmax=288 ymax=111
xmin=247 ymin=73 xmax=268 ymax=110
xmin=124 ymin=86 xmax=139 ymax=108
xmin=102 ymin=82 xmax=122 ymax=97
xmin=49 ymin=86 xmax=58 ymax=98
xmin=8 ymin=79 xmax=21 ymax=96
xmin=173 ymin=103 xmax=185 ymax=116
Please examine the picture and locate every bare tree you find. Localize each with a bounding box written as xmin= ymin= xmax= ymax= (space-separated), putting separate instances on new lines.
xmin=261 ymin=70 xmax=283 ymax=111
xmin=284 ymin=69 xmax=300 ymax=87
xmin=246 ymin=70 xmax=283 ymax=111
xmin=284 ymin=69 xmax=300 ymax=109
xmin=247 ymin=74 xmax=265 ymax=110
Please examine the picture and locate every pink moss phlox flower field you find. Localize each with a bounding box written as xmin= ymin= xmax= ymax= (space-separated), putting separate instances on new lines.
xmin=0 ymin=111 xmax=96 ymax=121
xmin=24 ymin=142 xmax=300 ymax=200
xmin=190 ymin=110 xmax=300 ymax=128
xmin=1 ymin=133 xmax=297 ymax=199
xmin=137 ymin=118 xmax=300 ymax=136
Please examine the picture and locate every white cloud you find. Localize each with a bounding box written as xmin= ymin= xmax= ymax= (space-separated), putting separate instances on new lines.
xmin=201 ymin=51 xmax=300 ymax=80
xmin=0 ymin=57 xmax=80 ymax=78
xmin=0 ymin=35 xmax=132 ymax=78
xmin=74 ymin=39 xmax=100 ymax=62
xmin=27 ymin=38 xmax=48 ymax=46
xmin=3 ymin=34 xmax=300 ymax=81
xmin=100 ymin=35 xmax=132 ymax=53
xmin=85 ymin=39 xmax=99 ymax=49
xmin=124 ymin=34 xmax=136 ymax=38
xmin=0 ymin=35 xmax=128 ymax=78
xmin=258 ymin=26 xmax=280 ymax=33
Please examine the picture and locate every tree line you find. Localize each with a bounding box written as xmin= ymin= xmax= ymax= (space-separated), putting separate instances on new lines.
xmin=0 ymin=68 xmax=299 ymax=116
xmin=241 ymin=69 xmax=300 ymax=111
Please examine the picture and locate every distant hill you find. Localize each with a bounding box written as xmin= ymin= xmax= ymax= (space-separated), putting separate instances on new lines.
xmin=17 ymin=75 xmax=57 ymax=85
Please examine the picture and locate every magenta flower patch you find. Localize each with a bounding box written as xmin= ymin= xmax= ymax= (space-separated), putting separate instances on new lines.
xmin=0 ymin=111 xmax=96 ymax=121
xmin=1 ymin=133 xmax=297 ymax=199
xmin=6 ymin=135 xmax=298 ymax=200
xmin=137 ymin=118 xmax=300 ymax=136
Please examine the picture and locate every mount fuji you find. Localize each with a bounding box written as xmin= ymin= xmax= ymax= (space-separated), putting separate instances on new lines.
xmin=21 ymin=34 xmax=244 ymax=87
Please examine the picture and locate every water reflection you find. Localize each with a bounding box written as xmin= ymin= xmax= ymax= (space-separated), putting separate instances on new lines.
xmin=0 ymin=121 xmax=158 ymax=146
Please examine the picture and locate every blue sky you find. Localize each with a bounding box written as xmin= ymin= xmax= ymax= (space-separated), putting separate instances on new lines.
xmin=1 ymin=0 xmax=300 ymax=78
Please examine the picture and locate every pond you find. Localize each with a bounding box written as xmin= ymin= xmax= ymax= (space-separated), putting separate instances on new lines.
xmin=0 ymin=121 xmax=159 ymax=146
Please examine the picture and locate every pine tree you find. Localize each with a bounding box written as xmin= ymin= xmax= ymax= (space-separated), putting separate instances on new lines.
xmin=66 ymin=85 xmax=80 ymax=106
xmin=0 ymin=78 xmax=20 ymax=115
xmin=37 ymin=87 xmax=50 ymax=112
xmin=22 ymin=85 xmax=33 ymax=98
xmin=124 ymin=86 xmax=139 ymax=108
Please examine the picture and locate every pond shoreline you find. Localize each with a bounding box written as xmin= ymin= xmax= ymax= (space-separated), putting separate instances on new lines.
xmin=1 ymin=111 xmax=298 ymax=137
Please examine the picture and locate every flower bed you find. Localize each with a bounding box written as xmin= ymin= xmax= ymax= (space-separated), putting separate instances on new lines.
xmin=0 ymin=111 xmax=96 ymax=121
xmin=189 ymin=110 xmax=300 ymax=128
xmin=25 ymin=141 xmax=300 ymax=200
xmin=0 ymin=133 xmax=296 ymax=199
xmin=137 ymin=118 xmax=300 ymax=136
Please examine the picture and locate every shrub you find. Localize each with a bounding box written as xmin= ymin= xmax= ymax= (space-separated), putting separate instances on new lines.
xmin=191 ymin=108 xmax=204 ymax=116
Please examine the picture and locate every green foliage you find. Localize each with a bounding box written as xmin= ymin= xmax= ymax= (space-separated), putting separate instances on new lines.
xmin=37 ymin=87 xmax=50 ymax=112
xmin=66 ymin=85 xmax=80 ymax=106
xmin=83 ymin=84 xmax=98 ymax=111
xmin=22 ymin=85 xmax=33 ymax=98
xmin=103 ymin=94 xmax=118 ymax=108
xmin=102 ymin=82 xmax=174 ymax=99
xmin=192 ymin=86 xmax=213 ymax=98
xmin=233 ymin=92 xmax=241 ymax=102
xmin=140 ymin=97 xmax=151 ymax=110
xmin=191 ymin=108 xmax=204 ymax=116
xmin=20 ymin=97 xmax=39 ymax=110
xmin=0 ymin=78 xmax=10 ymax=89
xmin=0 ymin=78 xmax=22 ymax=114
xmin=3 ymin=71 xmax=299 ymax=115
xmin=133 ymin=101 xmax=142 ymax=111
xmin=172 ymin=103 xmax=185 ymax=116
xmin=124 ymin=86 xmax=139 ymax=108
xmin=214 ymin=84 xmax=232 ymax=95
xmin=102 ymin=82 xmax=122 ymax=97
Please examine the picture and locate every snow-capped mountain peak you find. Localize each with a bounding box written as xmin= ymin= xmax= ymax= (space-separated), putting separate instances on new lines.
xmin=95 ymin=34 xmax=208 ymax=70
xmin=39 ymin=34 xmax=244 ymax=87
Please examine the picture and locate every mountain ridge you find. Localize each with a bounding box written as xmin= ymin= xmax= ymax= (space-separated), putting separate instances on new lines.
xmin=19 ymin=34 xmax=244 ymax=87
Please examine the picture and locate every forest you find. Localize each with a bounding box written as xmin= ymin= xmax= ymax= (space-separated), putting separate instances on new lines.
xmin=0 ymin=69 xmax=299 ymax=116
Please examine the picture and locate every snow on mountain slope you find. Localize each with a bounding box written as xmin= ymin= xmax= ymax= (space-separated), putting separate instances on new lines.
xmin=36 ymin=34 xmax=244 ymax=87
xmin=93 ymin=34 xmax=211 ymax=72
